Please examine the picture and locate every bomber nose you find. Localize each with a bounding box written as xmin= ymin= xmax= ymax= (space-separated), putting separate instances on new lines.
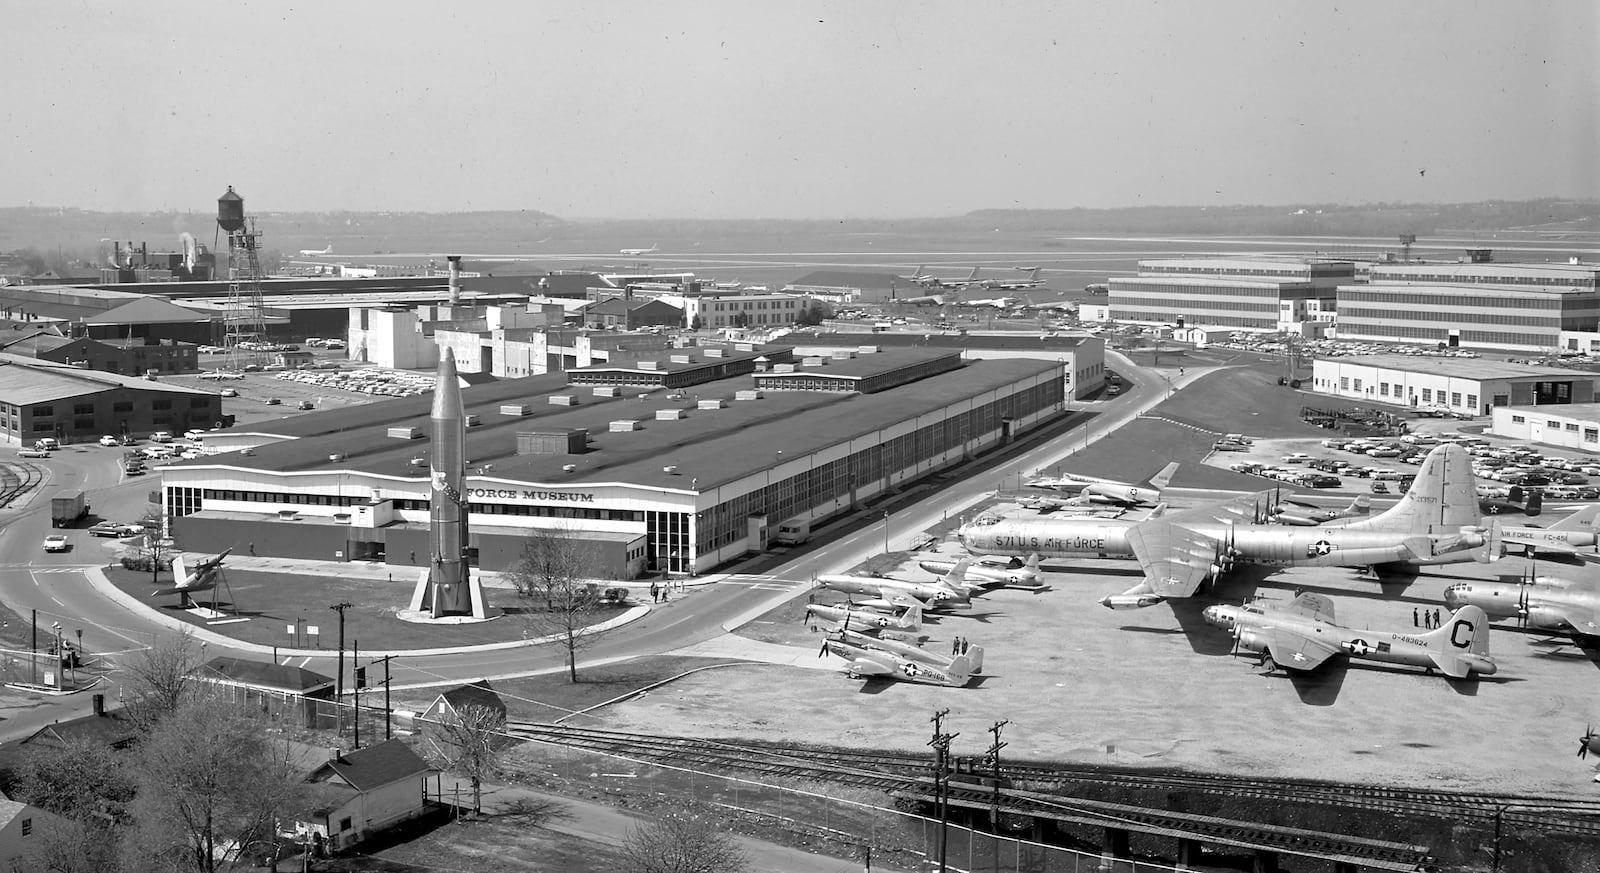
xmin=1442 ymin=584 xmax=1466 ymax=607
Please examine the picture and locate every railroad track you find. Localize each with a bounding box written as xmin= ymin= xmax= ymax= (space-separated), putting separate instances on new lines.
xmin=0 ymin=462 xmax=44 ymax=509
xmin=505 ymin=724 xmax=1600 ymax=838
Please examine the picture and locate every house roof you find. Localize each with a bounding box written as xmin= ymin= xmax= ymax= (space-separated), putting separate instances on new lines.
xmin=81 ymin=297 xmax=212 ymax=325
xmin=198 ymin=656 xmax=334 ymax=694
xmin=0 ymin=332 xmax=75 ymax=355
xmin=434 ymin=681 xmax=506 ymax=718
xmin=308 ymin=739 xmax=433 ymax=793
xmin=0 ymin=800 xmax=30 ymax=829
xmin=18 ymin=709 xmax=137 ymax=750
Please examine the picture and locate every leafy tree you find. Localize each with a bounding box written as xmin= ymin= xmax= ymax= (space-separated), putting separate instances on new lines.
xmin=423 ymin=701 xmax=507 ymax=816
xmin=732 ymin=310 xmax=750 ymax=328
xmin=123 ymin=696 xmax=298 ymax=873
xmin=123 ymin=627 xmax=202 ymax=729
xmin=510 ymin=527 xmax=607 ymax=683
xmin=15 ymin=737 xmax=135 ymax=872
xmin=621 ymin=811 xmax=750 ymax=873
xmin=690 ymin=314 xmax=703 ymax=331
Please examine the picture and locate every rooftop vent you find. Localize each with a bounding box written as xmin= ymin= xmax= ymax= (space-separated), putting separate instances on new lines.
xmin=549 ymin=395 xmax=578 ymax=406
xmin=655 ymin=409 xmax=687 ymax=421
xmin=703 ymin=347 xmax=726 ymax=358
xmin=663 ymin=465 xmax=679 ymax=474
xmin=464 ymin=414 xmax=480 ymax=428
xmin=387 ymin=426 xmax=422 ymax=440
xmin=669 ymin=354 xmax=696 ymax=364
xmin=638 ymin=360 xmax=660 ymax=370
xmin=500 ymin=404 xmax=532 ymax=416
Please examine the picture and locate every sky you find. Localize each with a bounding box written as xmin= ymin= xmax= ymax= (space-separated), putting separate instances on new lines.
xmin=3 ymin=1 xmax=1595 ymax=219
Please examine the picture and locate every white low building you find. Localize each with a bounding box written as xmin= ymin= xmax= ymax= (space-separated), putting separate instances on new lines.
xmin=1310 ymin=354 xmax=1600 ymax=417
xmin=1491 ymin=404 xmax=1600 ymax=451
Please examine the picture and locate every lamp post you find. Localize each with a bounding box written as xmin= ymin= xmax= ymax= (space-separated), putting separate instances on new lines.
xmin=50 ymin=622 xmax=62 ymax=690
xmin=883 ymin=510 xmax=890 ymax=554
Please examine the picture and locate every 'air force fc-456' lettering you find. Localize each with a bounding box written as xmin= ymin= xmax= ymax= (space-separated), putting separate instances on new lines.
xmin=959 ymin=444 xmax=1499 ymax=609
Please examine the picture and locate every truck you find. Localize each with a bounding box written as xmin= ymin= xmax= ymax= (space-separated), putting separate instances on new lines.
xmin=51 ymin=491 xmax=88 ymax=528
xmin=774 ymin=518 xmax=811 ymax=546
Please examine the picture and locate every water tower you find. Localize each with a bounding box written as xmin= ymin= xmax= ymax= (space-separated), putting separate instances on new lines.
xmin=216 ymin=186 xmax=267 ymax=370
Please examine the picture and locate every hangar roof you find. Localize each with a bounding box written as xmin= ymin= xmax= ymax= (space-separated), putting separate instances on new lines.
xmin=184 ymin=354 xmax=1061 ymax=492
xmin=1321 ymin=354 xmax=1586 ymax=380
xmin=82 ymin=297 xmax=211 ymax=325
xmin=802 ymin=331 xmax=1096 ymax=352
xmin=785 ymin=270 xmax=898 ymax=290
xmin=0 ymin=353 xmax=217 ymax=405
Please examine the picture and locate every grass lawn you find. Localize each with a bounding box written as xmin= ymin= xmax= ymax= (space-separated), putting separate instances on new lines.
xmin=392 ymin=657 xmax=738 ymax=723
xmin=102 ymin=566 xmax=622 ymax=653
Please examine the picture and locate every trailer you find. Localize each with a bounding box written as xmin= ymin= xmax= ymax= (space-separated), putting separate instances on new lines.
xmin=51 ymin=491 xmax=88 ymax=528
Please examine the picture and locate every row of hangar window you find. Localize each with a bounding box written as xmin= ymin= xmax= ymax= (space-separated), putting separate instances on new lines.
xmin=182 ymin=489 xmax=644 ymax=522
xmin=1342 ymin=323 xmax=1563 ymax=348
xmin=1508 ymin=415 xmax=1600 ymax=442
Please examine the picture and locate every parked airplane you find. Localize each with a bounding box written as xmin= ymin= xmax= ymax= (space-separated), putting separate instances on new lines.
xmin=818 ymin=621 xmax=983 ymax=687
xmin=917 ymin=553 xmax=1042 ymax=589
xmin=958 ymin=444 xmax=1500 ymax=610
xmin=1024 ymin=462 xmax=1179 ymax=508
xmin=1016 ymin=493 xmax=1125 ymax=516
xmin=1203 ymin=593 xmax=1496 ymax=678
xmin=805 ymin=602 xmax=924 ymax=635
xmin=1480 ymin=484 xmax=1541 ymax=517
xmin=1443 ymin=573 xmax=1600 ymax=637
xmin=1271 ymin=495 xmax=1370 ymax=526
xmin=297 ymin=244 xmax=333 ymax=256
xmin=899 ymin=266 xmax=939 ymax=287
xmin=1495 ymin=505 xmax=1600 ymax=558
xmin=960 ymin=295 xmax=1016 ymax=309
xmin=1579 ymin=725 xmax=1599 ymax=761
xmin=894 ymin=291 xmax=949 ymax=306
xmin=620 ymin=243 xmax=659 ymax=255
xmin=911 ymin=267 xmax=983 ymax=289
xmin=975 ymin=268 xmax=1047 ymax=291
xmin=152 ymin=548 xmax=231 ymax=598
xmin=816 ymin=562 xmax=972 ymax=609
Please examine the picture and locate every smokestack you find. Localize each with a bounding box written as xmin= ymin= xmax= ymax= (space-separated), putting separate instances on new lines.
xmin=448 ymin=256 xmax=462 ymax=306
xmin=92 ymin=693 xmax=104 ymax=716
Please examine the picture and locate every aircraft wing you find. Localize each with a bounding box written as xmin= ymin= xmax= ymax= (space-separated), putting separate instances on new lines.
xmin=1536 ymin=603 xmax=1600 ymax=635
xmin=1501 ymin=532 xmax=1582 ymax=556
xmin=1162 ymin=490 xmax=1277 ymax=526
xmin=1280 ymin=593 xmax=1336 ymax=624
xmin=843 ymin=657 xmax=896 ymax=677
xmin=1124 ymin=520 xmax=1218 ymax=600
xmin=1258 ymin=627 xmax=1341 ymax=671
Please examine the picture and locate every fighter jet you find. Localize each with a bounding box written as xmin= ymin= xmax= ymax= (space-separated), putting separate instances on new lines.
xmin=1270 ymin=494 xmax=1370 ymax=526
xmin=816 ymin=562 xmax=972 ymax=610
xmin=1495 ymin=504 xmax=1600 ymax=559
xmin=958 ymin=444 xmax=1501 ymax=610
xmin=917 ymin=553 xmax=1043 ymax=590
xmin=1016 ymin=493 xmax=1126 ymax=516
xmin=1444 ymin=573 xmax=1600 ymax=638
xmin=1203 ymin=593 xmax=1497 ymax=679
xmin=1024 ymin=461 xmax=1179 ymax=508
xmin=818 ymin=620 xmax=983 ymax=687
xmin=805 ymin=602 xmax=924 ymax=638
xmin=152 ymin=548 xmax=231 ymax=599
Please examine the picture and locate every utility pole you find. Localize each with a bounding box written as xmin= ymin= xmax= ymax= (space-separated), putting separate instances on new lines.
xmin=928 ymin=709 xmax=958 ymax=873
xmin=985 ymin=720 xmax=1009 ymax=873
xmin=373 ymin=655 xmax=398 ymax=740
xmin=329 ymin=601 xmax=352 ymax=734
xmin=352 ymin=639 xmax=360 ymax=749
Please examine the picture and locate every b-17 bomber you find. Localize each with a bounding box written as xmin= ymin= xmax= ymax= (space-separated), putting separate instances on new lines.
xmin=1203 ymin=593 xmax=1497 ymax=679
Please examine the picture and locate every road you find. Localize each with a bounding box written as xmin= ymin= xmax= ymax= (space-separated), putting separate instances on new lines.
xmin=0 ymin=353 xmax=1199 ymax=730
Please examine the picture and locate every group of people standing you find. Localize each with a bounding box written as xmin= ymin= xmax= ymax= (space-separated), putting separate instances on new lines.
xmin=1413 ymin=607 xmax=1443 ymax=629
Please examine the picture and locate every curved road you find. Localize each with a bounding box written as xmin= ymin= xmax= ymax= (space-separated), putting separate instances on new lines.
xmin=0 ymin=353 xmax=1203 ymax=729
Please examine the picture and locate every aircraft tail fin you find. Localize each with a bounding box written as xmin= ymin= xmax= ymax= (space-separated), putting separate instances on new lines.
xmin=948 ymin=645 xmax=984 ymax=684
xmin=1146 ymin=502 xmax=1169 ymax=520
xmin=1147 ymin=462 xmax=1180 ymax=491
xmin=1025 ymin=552 xmax=1041 ymax=574
xmin=1525 ymin=489 xmax=1543 ymax=516
xmin=170 ymin=553 xmax=189 ymax=589
xmin=940 ymin=558 xmax=971 ymax=588
xmin=1424 ymin=604 xmax=1492 ymax=659
xmin=1030 ymin=268 xmax=1042 ymax=281
xmin=1550 ymin=503 xmax=1600 ymax=532
xmin=1349 ymin=444 xmax=1476 ymax=534
xmin=1346 ymin=494 xmax=1371 ymax=517
xmin=967 ymin=267 xmax=980 ymax=281
xmin=898 ymin=603 xmax=924 ymax=631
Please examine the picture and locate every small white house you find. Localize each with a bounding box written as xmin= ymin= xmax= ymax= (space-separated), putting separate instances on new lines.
xmin=297 ymin=739 xmax=436 ymax=854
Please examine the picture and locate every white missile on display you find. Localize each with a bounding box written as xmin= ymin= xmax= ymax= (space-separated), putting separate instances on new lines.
xmin=408 ymin=349 xmax=484 ymax=618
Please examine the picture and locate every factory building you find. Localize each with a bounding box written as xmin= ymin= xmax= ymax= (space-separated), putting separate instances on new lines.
xmin=0 ymin=331 xmax=198 ymax=375
xmin=1333 ymin=259 xmax=1600 ymax=352
xmin=1310 ymin=354 xmax=1599 ymax=417
xmin=162 ymin=344 xmax=1066 ymax=577
xmin=1489 ymin=404 xmax=1600 ymax=451
xmin=1107 ymin=259 xmax=1347 ymax=332
xmin=793 ymin=332 xmax=1105 ymax=399
xmin=0 ymin=353 xmax=223 ymax=444
xmin=677 ymin=291 xmax=810 ymax=330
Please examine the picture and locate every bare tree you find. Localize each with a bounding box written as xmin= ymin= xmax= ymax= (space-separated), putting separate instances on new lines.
xmin=621 ymin=811 xmax=750 ymax=873
xmin=122 ymin=627 xmax=202 ymax=729
xmin=123 ymin=695 xmax=297 ymax=873
xmin=510 ymin=525 xmax=610 ymax=683
xmin=424 ymin=701 xmax=507 ymax=816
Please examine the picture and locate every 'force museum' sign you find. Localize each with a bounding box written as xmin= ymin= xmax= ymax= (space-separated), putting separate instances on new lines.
xmin=467 ymin=487 xmax=596 ymax=503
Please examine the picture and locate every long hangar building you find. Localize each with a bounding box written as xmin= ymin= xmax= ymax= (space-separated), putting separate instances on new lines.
xmin=164 ymin=343 xmax=1072 ymax=577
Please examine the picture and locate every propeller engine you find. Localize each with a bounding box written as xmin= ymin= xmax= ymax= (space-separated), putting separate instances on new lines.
xmin=1579 ymin=725 xmax=1596 ymax=759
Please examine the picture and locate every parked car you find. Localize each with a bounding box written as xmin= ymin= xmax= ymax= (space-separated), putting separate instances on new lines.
xmin=265 ymin=397 xmax=282 ymax=406
xmin=297 ymin=400 xmax=315 ymax=410
xmin=220 ymin=388 xmax=239 ymax=397
xmin=148 ymin=431 xmax=173 ymax=443
xmin=42 ymin=535 xmax=69 ymax=553
xmin=88 ymin=521 xmax=142 ymax=538
xmin=18 ymin=447 xmax=50 ymax=459
xmin=99 ymin=435 xmax=120 ymax=447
